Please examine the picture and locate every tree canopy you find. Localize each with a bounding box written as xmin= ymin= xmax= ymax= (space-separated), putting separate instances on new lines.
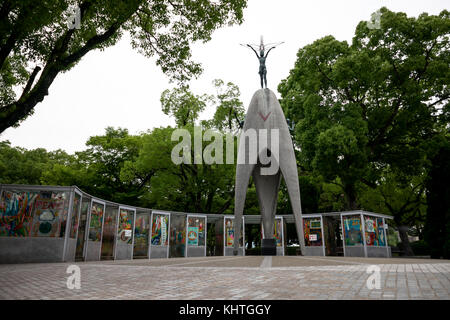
xmin=1 ymin=6 xmax=449 ymax=256
xmin=279 ymin=7 xmax=449 ymax=207
xmin=278 ymin=7 xmax=449 ymax=255
xmin=0 ymin=0 xmax=247 ymax=132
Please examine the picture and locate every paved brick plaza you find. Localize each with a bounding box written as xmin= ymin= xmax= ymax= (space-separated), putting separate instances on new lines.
xmin=0 ymin=256 xmax=449 ymax=300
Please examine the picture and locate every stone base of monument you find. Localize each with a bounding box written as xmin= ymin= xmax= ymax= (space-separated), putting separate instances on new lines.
xmin=261 ymin=239 xmax=277 ymax=256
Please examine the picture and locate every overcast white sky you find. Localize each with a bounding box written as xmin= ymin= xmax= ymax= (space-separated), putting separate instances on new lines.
xmin=1 ymin=0 xmax=448 ymax=154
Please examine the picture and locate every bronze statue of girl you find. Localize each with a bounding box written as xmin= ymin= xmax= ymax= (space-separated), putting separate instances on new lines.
xmin=242 ymin=36 xmax=284 ymax=88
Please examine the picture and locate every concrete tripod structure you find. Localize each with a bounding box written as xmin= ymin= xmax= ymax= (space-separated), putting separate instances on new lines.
xmin=233 ymin=88 xmax=306 ymax=255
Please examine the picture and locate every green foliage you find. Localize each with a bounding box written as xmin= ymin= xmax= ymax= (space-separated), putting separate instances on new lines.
xmin=387 ymin=227 xmax=399 ymax=247
xmin=133 ymin=125 xmax=238 ymax=213
xmin=359 ymin=170 xmax=427 ymax=225
xmin=277 ymin=173 xmax=321 ymax=214
xmin=0 ymin=140 xmax=70 ymax=185
xmin=279 ymin=7 xmax=450 ymax=213
xmin=243 ymin=184 xmax=259 ymax=215
xmin=161 ymin=87 xmax=210 ymax=127
xmin=206 ymin=79 xmax=245 ymax=132
xmin=41 ymin=127 xmax=145 ymax=205
xmin=410 ymin=240 xmax=430 ymax=256
xmin=0 ymin=80 xmax=247 ymax=214
xmin=149 ymin=82 xmax=247 ymax=213
xmin=2 ymin=7 xmax=448 ymax=252
xmin=0 ymin=0 xmax=248 ymax=132
xmin=318 ymin=179 xmax=347 ymax=212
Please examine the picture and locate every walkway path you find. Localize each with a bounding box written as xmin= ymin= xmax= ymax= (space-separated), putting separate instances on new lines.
xmin=0 ymin=256 xmax=449 ymax=300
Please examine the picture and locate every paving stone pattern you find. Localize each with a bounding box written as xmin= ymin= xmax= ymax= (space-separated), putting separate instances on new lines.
xmin=0 ymin=256 xmax=449 ymax=300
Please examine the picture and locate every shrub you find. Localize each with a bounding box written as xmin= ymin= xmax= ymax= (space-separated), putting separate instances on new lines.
xmin=286 ymin=247 xmax=298 ymax=256
xmin=410 ymin=240 xmax=430 ymax=256
xmin=245 ymin=247 xmax=261 ymax=256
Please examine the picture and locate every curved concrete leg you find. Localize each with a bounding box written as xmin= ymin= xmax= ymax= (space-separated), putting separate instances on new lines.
xmin=278 ymin=152 xmax=306 ymax=254
xmin=253 ymin=164 xmax=282 ymax=239
xmin=233 ymin=163 xmax=255 ymax=255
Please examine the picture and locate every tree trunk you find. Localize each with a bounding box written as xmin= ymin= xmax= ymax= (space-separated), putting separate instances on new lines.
xmin=215 ymin=198 xmax=232 ymax=215
xmin=344 ymin=184 xmax=358 ymax=210
xmin=0 ymin=65 xmax=59 ymax=133
xmin=205 ymin=191 xmax=214 ymax=213
xmin=398 ymin=225 xmax=414 ymax=256
xmin=0 ymin=2 xmax=129 ymax=133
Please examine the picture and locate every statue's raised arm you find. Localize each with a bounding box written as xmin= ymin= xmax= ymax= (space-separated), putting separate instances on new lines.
xmin=246 ymin=44 xmax=260 ymax=58
xmin=264 ymin=46 xmax=276 ymax=58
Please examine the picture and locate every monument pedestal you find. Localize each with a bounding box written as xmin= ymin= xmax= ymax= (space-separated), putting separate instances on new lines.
xmin=261 ymin=239 xmax=276 ymax=256
xmin=233 ymin=89 xmax=306 ymax=256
